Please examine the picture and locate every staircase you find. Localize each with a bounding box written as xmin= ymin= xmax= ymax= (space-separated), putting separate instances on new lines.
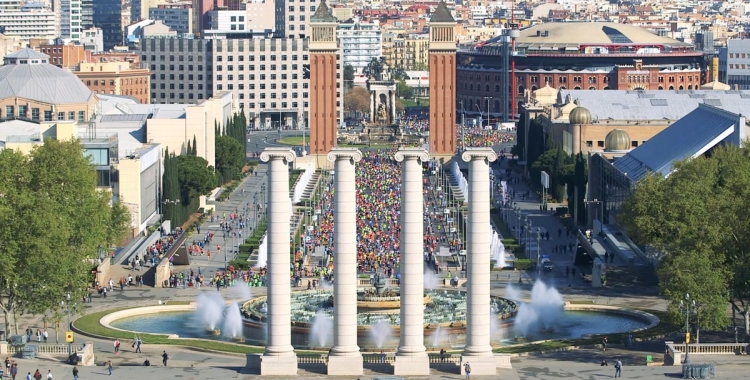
xmin=300 ymin=170 xmax=322 ymax=201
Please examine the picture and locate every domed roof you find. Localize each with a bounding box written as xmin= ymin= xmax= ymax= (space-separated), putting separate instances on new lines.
xmin=0 ymin=48 xmax=93 ymax=105
xmin=569 ymin=106 xmax=592 ymax=125
xmin=605 ymin=129 xmax=631 ymax=151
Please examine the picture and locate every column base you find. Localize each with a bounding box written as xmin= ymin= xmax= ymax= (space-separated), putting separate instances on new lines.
xmin=327 ymin=354 xmax=363 ymax=376
xmin=460 ymin=355 xmax=497 ymax=376
xmin=247 ymin=353 xmax=298 ymax=376
xmin=393 ymin=353 xmax=430 ymax=376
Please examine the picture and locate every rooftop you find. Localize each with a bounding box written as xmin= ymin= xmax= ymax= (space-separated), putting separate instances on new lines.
xmin=556 ymin=89 xmax=750 ymax=122
xmin=613 ymin=104 xmax=746 ymax=182
xmin=430 ymin=1 xmax=455 ymax=23
xmin=0 ymin=49 xmax=94 ymax=104
xmin=483 ymin=22 xmax=692 ymax=50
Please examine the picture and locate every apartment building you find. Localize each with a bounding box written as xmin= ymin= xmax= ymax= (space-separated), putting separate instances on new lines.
xmin=212 ymin=37 xmax=314 ymax=128
xmin=338 ymin=21 xmax=382 ymax=73
xmin=0 ymin=6 xmax=59 ymax=41
xmin=139 ymin=36 xmax=213 ymax=103
xmin=39 ymin=43 xmax=91 ymax=69
xmin=276 ymin=0 xmax=317 ymax=38
xmin=150 ymin=4 xmax=194 ymax=35
xmin=75 ymin=61 xmax=150 ymax=104
xmin=383 ymin=32 xmax=429 ymax=70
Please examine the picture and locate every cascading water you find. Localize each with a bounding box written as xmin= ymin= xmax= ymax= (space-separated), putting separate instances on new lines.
xmin=369 ymin=320 xmax=393 ymax=348
xmin=491 ymin=231 xmax=507 ymax=268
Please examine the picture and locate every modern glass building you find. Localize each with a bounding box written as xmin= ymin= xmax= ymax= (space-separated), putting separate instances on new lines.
xmin=93 ymin=0 xmax=123 ymax=50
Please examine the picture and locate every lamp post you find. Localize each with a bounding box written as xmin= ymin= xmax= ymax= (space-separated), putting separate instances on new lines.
xmin=680 ymin=293 xmax=697 ymax=363
xmin=524 ymin=218 xmax=531 ymax=258
xmin=516 ymin=213 xmax=521 ymax=241
xmin=459 ymin=101 xmax=466 ymax=151
xmin=61 ymin=293 xmax=72 ymax=355
xmin=536 ymin=228 xmax=542 ymax=276
xmin=484 ymin=96 xmax=492 ymax=129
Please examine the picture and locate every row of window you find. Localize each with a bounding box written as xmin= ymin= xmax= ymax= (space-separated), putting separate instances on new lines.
xmin=240 ymin=101 xmax=313 ymax=110
xmin=216 ymin=64 xmax=299 ymax=73
xmin=151 ymin=73 xmax=204 ymax=82
xmin=2 ymin=106 xmax=85 ymax=122
xmin=154 ymin=92 xmax=205 ymax=100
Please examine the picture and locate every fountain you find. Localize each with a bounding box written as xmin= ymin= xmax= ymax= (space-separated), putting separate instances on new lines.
xmin=506 ymin=280 xmax=565 ymax=339
xmin=223 ymin=302 xmax=245 ymax=342
xmin=430 ymin=324 xmax=448 ymax=348
xmin=310 ymin=310 xmax=333 ymax=347
xmin=491 ymin=231 xmax=506 ymax=268
xmin=369 ymin=320 xmax=393 ymax=349
xmin=195 ymin=292 xmax=225 ymax=335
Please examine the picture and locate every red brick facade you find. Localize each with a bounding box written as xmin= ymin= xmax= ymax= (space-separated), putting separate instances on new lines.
xmin=429 ymin=52 xmax=457 ymax=156
xmin=309 ymin=52 xmax=338 ymax=155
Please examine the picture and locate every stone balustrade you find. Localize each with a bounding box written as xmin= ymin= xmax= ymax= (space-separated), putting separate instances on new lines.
xmin=664 ymin=341 xmax=748 ymax=365
xmin=8 ymin=343 xmax=83 ymax=354
xmin=295 ymin=353 xmax=508 ymax=367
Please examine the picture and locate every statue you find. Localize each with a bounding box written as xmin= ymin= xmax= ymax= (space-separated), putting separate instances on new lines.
xmin=377 ymin=103 xmax=388 ymax=122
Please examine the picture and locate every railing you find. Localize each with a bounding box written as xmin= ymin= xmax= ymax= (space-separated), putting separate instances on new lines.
xmin=296 ymin=353 xmax=462 ymax=365
xmin=8 ymin=343 xmax=84 ymax=354
xmin=357 ymin=278 xmax=400 ymax=287
xmin=670 ymin=343 xmax=747 ymax=354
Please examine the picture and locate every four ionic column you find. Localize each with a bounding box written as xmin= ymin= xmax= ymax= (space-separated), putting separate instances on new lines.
xmin=327 ymin=148 xmax=364 ymax=376
xmin=461 ymin=147 xmax=498 ymax=376
xmin=393 ymin=148 xmax=431 ymax=376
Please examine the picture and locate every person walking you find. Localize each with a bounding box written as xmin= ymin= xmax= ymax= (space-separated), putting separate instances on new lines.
xmin=602 ymin=337 xmax=608 ymax=352
xmin=10 ymin=363 xmax=17 ymax=380
xmin=161 ymin=351 xmax=169 ymax=366
xmin=45 ymin=370 xmax=52 ymax=380
xmin=71 ymin=367 xmax=78 ymax=380
xmin=463 ymin=362 xmax=471 ymax=380
xmin=24 ymin=373 xmax=31 ymax=380
xmin=106 ymin=361 xmax=113 ymax=376
xmin=134 ymin=336 xmax=142 ymax=353
xmin=113 ymin=339 xmax=120 ymax=354
xmin=614 ymin=359 xmax=622 ymax=378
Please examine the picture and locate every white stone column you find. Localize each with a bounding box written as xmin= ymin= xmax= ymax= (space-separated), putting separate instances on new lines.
xmin=259 ymin=147 xmax=298 ymax=376
xmin=461 ymin=148 xmax=498 ymax=376
xmin=390 ymin=90 xmax=397 ymax=124
xmin=326 ymin=148 xmax=364 ymax=376
xmin=393 ymin=148 xmax=430 ymax=376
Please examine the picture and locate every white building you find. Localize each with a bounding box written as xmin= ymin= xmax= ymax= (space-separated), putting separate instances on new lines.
xmin=80 ymin=27 xmax=104 ymax=52
xmin=338 ymin=21 xmax=382 ymax=73
xmin=276 ymin=0 xmax=317 ymax=38
xmin=723 ymin=39 xmax=750 ymax=90
xmin=59 ymin=0 xmax=83 ymax=42
xmin=0 ymin=5 xmax=59 ymax=40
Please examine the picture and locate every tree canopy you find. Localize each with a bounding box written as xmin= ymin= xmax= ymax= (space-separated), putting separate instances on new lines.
xmin=619 ymin=144 xmax=750 ymax=339
xmin=344 ymin=87 xmax=370 ymax=114
xmin=0 ymin=139 xmax=130 ymax=335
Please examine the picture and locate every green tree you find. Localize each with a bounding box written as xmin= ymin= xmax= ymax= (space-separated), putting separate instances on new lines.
xmin=619 ymin=145 xmax=750 ymax=340
xmin=215 ymin=135 xmax=244 ymax=183
xmin=343 ymin=64 xmax=355 ymax=90
xmin=397 ymin=80 xmax=414 ymax=100
xmin=175 ymin=154 xmax=217 ymax=201
xmin=192 ymin=135 xmax=198 ymax=156
xmin=363 ymin=57 xmax=385 ymax=80
xmin=0 ymin=140 xmax=129 ymax=335
xmin=344 ymin=87 xmax=370 ymax=114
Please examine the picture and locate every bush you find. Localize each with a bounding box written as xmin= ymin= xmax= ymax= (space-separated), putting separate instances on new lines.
xmin=513 ymin=259 xmax=534 ymax=271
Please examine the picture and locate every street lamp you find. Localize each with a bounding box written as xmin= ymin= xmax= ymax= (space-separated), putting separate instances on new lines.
xmin=680 ymin=293 xmax=697 ymax=363
xmin=516 ymin=213 xmax=521 ymax=240
xmin=61 ymin=293 xmax=72 ymax=355
xmin=536 ymin=228 xmax=542 ymax=276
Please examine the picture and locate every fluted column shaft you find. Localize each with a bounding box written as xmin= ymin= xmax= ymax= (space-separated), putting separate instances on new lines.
xmin=395 ymin=148 xmax=429 ymax=355
xmin=260 ymin=148 xmax=296 ymax=357
xmin=462 ymin=148 xmax=497 ymax=357
xmin=329 ymin=149 xmax=362 ymax=356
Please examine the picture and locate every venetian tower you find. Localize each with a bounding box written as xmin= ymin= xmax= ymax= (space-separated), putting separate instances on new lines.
xmin=428 ymin=1 xmax=457 ymax=160
xmin=309 ymin=0 xmax=338 ymax=163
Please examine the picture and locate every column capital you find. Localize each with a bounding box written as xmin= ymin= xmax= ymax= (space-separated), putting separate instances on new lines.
xmin=394 ymin=148 xmax=430 ymax=164
xmin=327 ymin=147 xmax=363 ymax=163
xmin=461 ymin=147 xmax=497 ymax=163
xmin=260 ymin=148 xmax=296 ymax=163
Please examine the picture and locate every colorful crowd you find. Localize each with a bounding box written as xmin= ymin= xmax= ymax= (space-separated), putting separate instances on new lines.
xmin=460 ymin=128 xmax=515 ymax=147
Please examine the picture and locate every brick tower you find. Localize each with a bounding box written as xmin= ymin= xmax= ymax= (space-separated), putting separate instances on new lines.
xmin=309 ymin=0 xmax=338 ymax=157
xmin=428 ymin=2 xmax=457 ymax=158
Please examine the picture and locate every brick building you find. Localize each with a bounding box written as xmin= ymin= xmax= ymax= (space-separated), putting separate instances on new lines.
xmin=74 ymin=61 xmax=150 ymax=104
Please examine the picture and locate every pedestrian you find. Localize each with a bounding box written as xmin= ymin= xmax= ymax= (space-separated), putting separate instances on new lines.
xmin=113 ymin=339 xmax=120 ymax=353
xmin=71 ymin=367 xmax=78 ymax=380
xmin=32 ymin=370 xmax=41 ymax=380
xmin=463 ymin=362 xmax=471 ymax=380
xmin=45 ymin=370 xmax=52 ymax=380
xmin=614 ymin=358 xmax=622 ymax=378
xmin=11 ymin=363 xmax=18 ymax=380
xmin=602 ymin=337 xmax=608 ymax=352
xmin=106 ymin=361 xmax=113 ymax=376
xmin=25 ymin=373 xmax=31 ymax=380
xmin=162 ymin=351 xmax=169 ymax=366
xmin=42 ymin=330 xmax=48 ymax=343
xmin=135 ymin=336 xmax=142 ymax=353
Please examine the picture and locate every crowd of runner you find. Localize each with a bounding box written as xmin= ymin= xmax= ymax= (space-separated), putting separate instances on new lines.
xmin=460 ymin=128 xmax=514 ymax=147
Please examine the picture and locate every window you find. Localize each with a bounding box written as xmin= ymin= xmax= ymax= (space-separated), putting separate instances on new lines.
xmin=57 ymin=112 xmax=64 ymax=120
xmin=5 ymin=106 xmax=13 ymax=117
xmin=18 ymin=105 xmax=27 ymax=118
xmin=68 ymin=111 xmax=75 ymax=120
xmin=31 ymin=108 xmax=40 ymax=121
xmin=78 ymin=111 xmax=85 ymax=122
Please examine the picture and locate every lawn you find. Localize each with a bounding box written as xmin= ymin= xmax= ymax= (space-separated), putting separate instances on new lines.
xmin=73 ymin=307 xmax=265 ymax=355
xmin=277 ymin=136 xmax=305 ymax=146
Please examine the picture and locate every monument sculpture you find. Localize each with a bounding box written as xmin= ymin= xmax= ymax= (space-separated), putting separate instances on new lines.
xmin=360 ymin=69 xmax=403 ymax=143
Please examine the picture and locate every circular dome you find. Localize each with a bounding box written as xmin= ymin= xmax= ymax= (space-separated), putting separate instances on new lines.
xmin=569 ymin=106 xmax=592 ymax=125
xmin=0 ymin=49 xmax=93 ymax=105
xmin=605 ymin=129 xmax=631 ymax=151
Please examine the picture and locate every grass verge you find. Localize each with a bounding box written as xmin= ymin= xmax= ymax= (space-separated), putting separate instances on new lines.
xmin=493 ymin=309 xmax=679 ymax=354
xmin=277 ymin=136 xmax=305 ymax=146
xmin=73 ymin=308 xmax=265 ymax=355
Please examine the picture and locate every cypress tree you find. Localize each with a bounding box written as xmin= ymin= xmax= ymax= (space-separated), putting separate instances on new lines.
xmin=192 ymin=135 xmax=198 ymax=156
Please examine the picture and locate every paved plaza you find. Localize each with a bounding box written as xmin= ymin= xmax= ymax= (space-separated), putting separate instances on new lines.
xmin=11 ymin=135 xmax=746 ymax=379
